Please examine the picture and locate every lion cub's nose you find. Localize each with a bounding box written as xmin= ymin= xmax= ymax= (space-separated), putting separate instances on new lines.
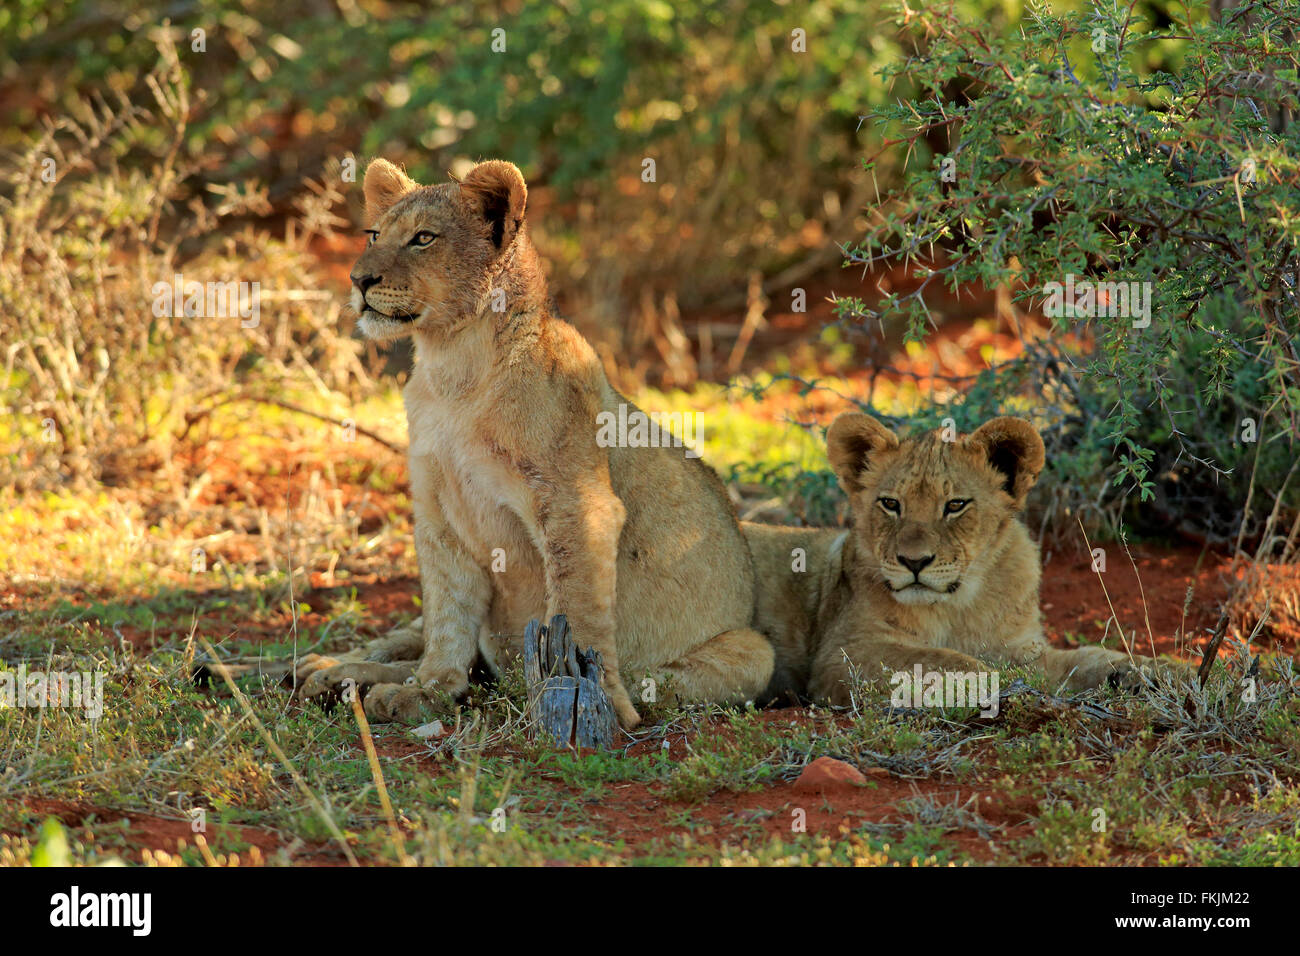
xmin=351 ymin=272 xmax=381 ymax=293
xmin=898 ymin=554 xmax=935 ymax=576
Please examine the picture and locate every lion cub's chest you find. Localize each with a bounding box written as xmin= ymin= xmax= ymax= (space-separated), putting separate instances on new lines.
xmin=404 ymin=380 xmax=537 ymax=566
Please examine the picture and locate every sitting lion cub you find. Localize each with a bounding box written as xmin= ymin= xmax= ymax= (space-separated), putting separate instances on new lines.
xmin=745 ymin=412 xmax=1187 ymax=706
xmin=296 ymin=158 xmax=773 ymax=729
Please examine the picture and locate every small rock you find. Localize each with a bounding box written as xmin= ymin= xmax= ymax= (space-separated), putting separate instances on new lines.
xmin=794 ymin=757 xmax=868 ymax=792
xmin=412 ymin=719 xmax=445 ymax=739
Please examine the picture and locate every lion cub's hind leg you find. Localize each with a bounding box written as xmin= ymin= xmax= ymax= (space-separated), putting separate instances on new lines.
xmin=652 ymin=628 xmax=775 ymax=709
xmin=360 ymin=619 xmax=425 ymax=662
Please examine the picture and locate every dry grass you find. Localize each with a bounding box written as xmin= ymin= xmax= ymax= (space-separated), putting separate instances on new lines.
xmin=0 ymin=34 xmax=374 ymax=494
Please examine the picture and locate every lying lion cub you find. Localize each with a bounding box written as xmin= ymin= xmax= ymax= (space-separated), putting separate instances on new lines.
xmin=745 ymin=412 xmax=1187 ymax=706
xmin=296 ymin=158 xmax=773 ymax=729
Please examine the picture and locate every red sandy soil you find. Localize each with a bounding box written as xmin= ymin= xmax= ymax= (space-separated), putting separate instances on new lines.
xmin=573 ymin=768 xmax=1026 ymax=863
xmin=1040 ymin=546 xmax=1227 ymax=657
xmin=16 ymin=798 xmax=336 ymax=865
xmin=599 ymin=716 xmax=1019 ymax=861
xmin=16 ymin=696 xmax=1257 ymax=865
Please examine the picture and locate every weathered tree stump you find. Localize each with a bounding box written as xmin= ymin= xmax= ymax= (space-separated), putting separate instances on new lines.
xmin=523 ymin=614 xmax=617 ymax=750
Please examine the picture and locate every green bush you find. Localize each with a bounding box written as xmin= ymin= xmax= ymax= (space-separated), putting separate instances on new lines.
xmin=836 ymin=0 xmax=1299 ymax=545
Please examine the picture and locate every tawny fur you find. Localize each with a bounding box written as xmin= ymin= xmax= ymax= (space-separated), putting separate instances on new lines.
xmin=295 ymin=159 xmax=772 ymax=729
xmin=745 ymin=412 xmax=1190 ymax=706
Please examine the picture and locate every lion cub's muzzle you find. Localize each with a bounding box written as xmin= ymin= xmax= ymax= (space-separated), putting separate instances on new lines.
xmin=888 ymin=577 xmax=961 ymax=595
xmin=350 ymin=271 xmax=420 ymax=321
xmin=884 ymin=555 xmax=963 ymax=602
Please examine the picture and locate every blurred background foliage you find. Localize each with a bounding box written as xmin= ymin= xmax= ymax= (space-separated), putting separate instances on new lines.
xmin=3 ymin=0 xmax=960 ymax=317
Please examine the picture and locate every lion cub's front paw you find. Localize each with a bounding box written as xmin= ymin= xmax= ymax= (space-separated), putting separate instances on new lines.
xmin=364 ymin=683 xmax=443 ymax=725
xmin=294 ymin=651 xmax=353 ymax=684
xmin=414 ymin=664 xmax=471 ymax=699
xmin=297 ymin=661 xmax=416 ymax=707
xmin=359 ymin=627 xmax=424 ymax=663
xmin=602 ymin=676 xmax=641 ymax=730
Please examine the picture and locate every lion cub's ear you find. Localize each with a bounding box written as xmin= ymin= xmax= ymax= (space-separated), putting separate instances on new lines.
xmin=826 ymin=412 xmax=898 ymax=495
xmin=459 ymin=160 xmax=527 ymax=250
xmin=363 ymin=159 xmax=419 ymax=226
xmin=966 ymin=417 xmax=1045 ymax=507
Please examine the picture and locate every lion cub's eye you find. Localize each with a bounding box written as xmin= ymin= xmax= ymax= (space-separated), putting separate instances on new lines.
xmin=364 ymin=230 xmax=378 ymax=247
xmin=944 ymin=498 xmax=969 ymax=515
xmin=878 ymin=497 xmax=901 ymax=515
xmin=410 ymin=231 xmax=439 ymax=247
